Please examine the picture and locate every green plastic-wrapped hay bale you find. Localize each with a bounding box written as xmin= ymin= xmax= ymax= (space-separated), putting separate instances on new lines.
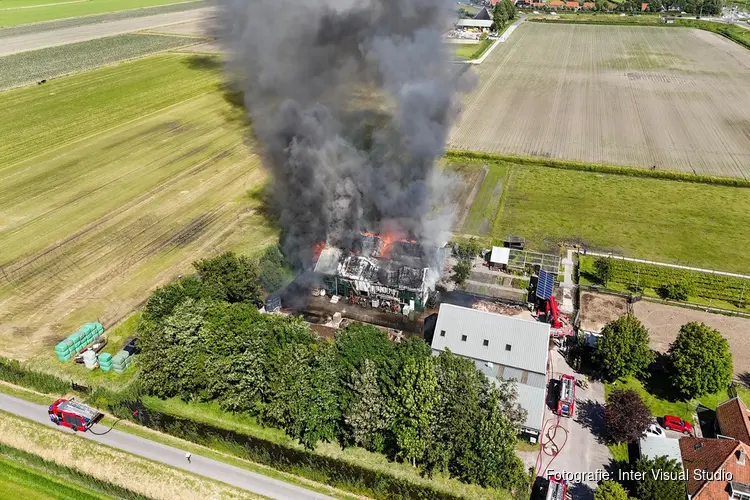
xmin=56 ymin=352 xmax=72 ymax=362
xmin=80 ymin=324 xmax=95 ymax=334
xmin=100 ymin=364 xmax=112 ymax=372
xmin=68 ymin=332 xmax=81 ymax=343
xmin=98 ymin=352 xmax=112 ymax=363
xmin=54 ymin=342 xmax=70 ymax=353
xmin=93 ymin=323 xmax=104 ymax=335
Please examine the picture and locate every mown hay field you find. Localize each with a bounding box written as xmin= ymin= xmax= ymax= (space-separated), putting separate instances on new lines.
xmin=0 ymin=54 xmax=276 ymax=360
xmin=449 ymin=23 xmax=750 ymax=178
xmin=0 ymin=33 xmax=203 ymax=90
xmin=0 ymin=0 xmax=200 ymax=27
xmin=451 ymin=160 xmax=750 ymax=273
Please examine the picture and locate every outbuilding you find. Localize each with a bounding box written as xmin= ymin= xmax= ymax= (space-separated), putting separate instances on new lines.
xmin=431 ymin=303 xmax=550 ymax=439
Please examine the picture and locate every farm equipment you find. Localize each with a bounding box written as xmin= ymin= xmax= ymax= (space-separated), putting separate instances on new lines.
xmin=546 ymin=476 xmax=567 ymax=500
xmin=73 ymin=335 xmax=107 ymax=364
xmin=48 ymin=398 xmax=102 ymax=432
xmin=556 ymin=374 xmax=576 ymax=418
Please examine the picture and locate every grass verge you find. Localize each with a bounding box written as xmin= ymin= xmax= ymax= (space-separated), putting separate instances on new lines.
xmin=447 ymin=156 xmax=750 ymax=273
xmin=454 ymin=38 xmax=494 ymax=60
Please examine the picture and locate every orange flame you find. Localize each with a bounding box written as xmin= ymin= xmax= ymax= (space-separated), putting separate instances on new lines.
xmin=312 ymin=241 xmax=326 ymax=262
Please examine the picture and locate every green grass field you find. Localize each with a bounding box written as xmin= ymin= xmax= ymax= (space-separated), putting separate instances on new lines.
xmin=453 ymin=39 xmax=494 ymax=60
xmin=0 ymin=53 xmax=276 ymax=362
xmin=452 ymin=160 xmax=750 ymax=273
xmin=0 ymin=33 xmax=202 ymax=89
xmin=0 ymin=456 xmax=110 ymax=500
xmin=0 ymin=0 xmax=197 ymax=27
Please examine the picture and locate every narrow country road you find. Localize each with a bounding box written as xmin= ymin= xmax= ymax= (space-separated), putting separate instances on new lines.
xmin=0 ymin=393 xmax=335 ymax=500
xmin=0 ymin=7 xmax=214 ymax=56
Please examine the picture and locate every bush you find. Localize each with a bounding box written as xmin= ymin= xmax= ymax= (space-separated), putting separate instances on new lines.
xmin=452 ymin=258 xmax=473 ymax=286
xmin=634 ymin=456 xmax=686 ymax=500
xmin=594 ymin=480 xmax=629 ymax=500
xmin=668 ymin=322 xmax=733 ymax=398
xmin=594 ymin=316 xmax=654 ymax=381
xmin=593 ymin=257 xmax=613 ymax=286
xmin=0 ymin=357 xmax=70 ymax=395
xmin=657 ymin=281 xmax=691 ymax=301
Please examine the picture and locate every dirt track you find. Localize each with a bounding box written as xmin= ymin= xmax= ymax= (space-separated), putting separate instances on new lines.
xmin=634 ymin=301 xmax=750 ymax=378
xmin=449 ymin=23 xmax=750 ymax=177
xmin=0 ymin=7 xmax=213 ymax=56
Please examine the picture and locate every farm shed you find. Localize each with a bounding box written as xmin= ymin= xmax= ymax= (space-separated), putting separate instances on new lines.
xmin=431 ymin=303 xmax=550 ymax=438
xmin=455 ymin=19 xmax=494 ymax=31
xmin=488 ymin=246 xmax=510 ymax=269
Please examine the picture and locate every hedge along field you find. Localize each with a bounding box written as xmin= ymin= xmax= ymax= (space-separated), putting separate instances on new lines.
xmin=448 ymin=159 xmax=750 ymax=273
xmin=0 ymin=33 xmax=203 ymax=90
xmin=448 ymin=22 xmax=750 ymax=178
xmin=0 ymin=54 xmax=277 ymax=360
xmin=0 ymin=0 xmax=200 ymax=27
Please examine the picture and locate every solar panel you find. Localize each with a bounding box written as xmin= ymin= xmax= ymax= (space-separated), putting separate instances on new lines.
xmin=536 ymin=270 xmax=554 ymax=300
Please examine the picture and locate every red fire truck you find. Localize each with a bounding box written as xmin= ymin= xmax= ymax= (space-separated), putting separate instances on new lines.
xmin=546 ymin=476 xmax=568 ymax=500
xmin=556 ymin=374 xmax=576 ymax=418
xmin=48 ymin=398 xmax=102 ymax=432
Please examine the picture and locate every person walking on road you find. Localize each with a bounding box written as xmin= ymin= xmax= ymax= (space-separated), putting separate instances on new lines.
xmin=185 ymin=452 xmax=191 ymax=464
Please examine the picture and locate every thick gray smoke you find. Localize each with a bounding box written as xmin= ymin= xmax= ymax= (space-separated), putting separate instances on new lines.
xmin=215 ymin=0 xmax=467 ymax=272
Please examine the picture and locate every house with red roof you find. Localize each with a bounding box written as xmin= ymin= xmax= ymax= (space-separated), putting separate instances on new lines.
xmin=582 ymin=2 xmax=596 ymax=8
xmin=549 ymin=0 xmax=564 ymax=8
xmin=716 ymin=397 xmax=750 ymax=446
xmin=565 ymin=0 xmax=580 ymax=8
xmin=641 ymin=2 xmax=649 ymax=10
xmin=680 ymin=437 xmax=750 ymax=500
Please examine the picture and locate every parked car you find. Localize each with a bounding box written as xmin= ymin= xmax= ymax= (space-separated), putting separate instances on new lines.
xmin=663 ymin=415 xmax=693 ymax=435
xmin=644 ymin=423 xmax=665 ymax=438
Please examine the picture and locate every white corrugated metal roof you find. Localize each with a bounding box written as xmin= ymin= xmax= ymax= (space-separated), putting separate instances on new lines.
xmin=514 ymin=383 xmax=546 ymax=433
xmin=456 ymin=19 xmax=494 ymax=27
xmin=490 ymin=246 xmax=510 ymax=264
xmin=432 ymin=304 xmax=549 ymax=374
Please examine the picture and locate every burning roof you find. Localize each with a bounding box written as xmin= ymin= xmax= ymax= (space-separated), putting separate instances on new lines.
xmin=314 ymin=233 xmax=430 ymax=293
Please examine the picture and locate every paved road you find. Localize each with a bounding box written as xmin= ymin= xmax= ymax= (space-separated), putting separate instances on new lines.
xmin=0 ymin=393 xmax=334 ymax=500
xmin=0 ymin=7 xmax=214 ymax=56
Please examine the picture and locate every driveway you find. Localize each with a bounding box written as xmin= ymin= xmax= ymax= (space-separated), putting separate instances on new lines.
xmin=518 ymin=348 xmax=611 ymax=500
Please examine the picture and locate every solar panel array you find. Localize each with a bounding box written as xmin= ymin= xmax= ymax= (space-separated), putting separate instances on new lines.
xmin=536 ymin=270 xmax=554 ymax=300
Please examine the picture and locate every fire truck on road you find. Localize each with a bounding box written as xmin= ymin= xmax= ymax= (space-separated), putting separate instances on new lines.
xmin=556 ymin=374 xmax=576 ymax=418
xmin=48 ymin=398 xmax=102 ymax=432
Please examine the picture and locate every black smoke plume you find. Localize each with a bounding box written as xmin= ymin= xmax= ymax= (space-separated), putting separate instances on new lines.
xmin=215 ymin=0 xmax=468 ymax=274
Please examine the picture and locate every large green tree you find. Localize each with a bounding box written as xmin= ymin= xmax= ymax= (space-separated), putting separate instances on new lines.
xmin=668 ymin=322 xmax=733 ymax=398
xmin=345 ymin=359 xmax=389 ymax=451
xmin=493 ymin=1 xmax=509 ymax=29
xmin=593 ymin=257 xmax=613 ymax=286
xmin=634 ymin=456 xmax=686 ymax=500
xmin=392 ymin=356 xmax=438 ymax=466
xmin=595 ymin=315 xmax=654 ymax=380
xmin=605 ymin=389 xmax=652 ymax=444
xmin=193 ymin=251 xmax=261 ymax=303
xmin=594 ymin=480 xmax=629 ymax=500
xmin=503 ymin=0 xmax=516 ymax=21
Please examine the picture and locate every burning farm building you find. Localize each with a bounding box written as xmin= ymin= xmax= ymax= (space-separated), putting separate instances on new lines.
xmin=313 ymin=233 xmax=440 ymax=313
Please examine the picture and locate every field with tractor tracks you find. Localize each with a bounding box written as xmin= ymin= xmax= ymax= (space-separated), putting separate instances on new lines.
xmin=449 ymin=23 xmax=750 ymax=177
xmin=0 ymin=53 xmax=275 ymax=360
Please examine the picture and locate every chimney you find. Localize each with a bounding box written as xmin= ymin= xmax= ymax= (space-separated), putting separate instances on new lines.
xmin=737 ymin=447 xmax=747 ymax=466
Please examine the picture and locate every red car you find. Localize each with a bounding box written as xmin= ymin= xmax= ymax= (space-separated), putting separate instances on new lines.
xmin=663 ymin=415 xmax=693 ymax=435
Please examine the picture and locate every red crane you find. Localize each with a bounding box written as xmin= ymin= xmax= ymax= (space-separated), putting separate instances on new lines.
xmin=545 ymin=296 xmax=563 ymax=329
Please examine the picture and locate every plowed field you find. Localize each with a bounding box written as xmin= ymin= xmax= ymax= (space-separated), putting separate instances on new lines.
xmin=449 ymin=23 xmax=750 ymax=178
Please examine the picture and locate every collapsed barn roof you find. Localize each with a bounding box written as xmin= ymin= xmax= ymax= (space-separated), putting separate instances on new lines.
xmin=314 ymin=234 xmax=430 ymax=293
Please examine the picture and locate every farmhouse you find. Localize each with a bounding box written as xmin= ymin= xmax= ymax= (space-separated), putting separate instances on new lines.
xmin=473 ymin=6 xmax=492 ymax=20
xmin=680 ymin=437 xmax=750 ymax=500
xmin=582 ymin=1 xmax=596 ymax=8
xmin=549 ymin=0 xmax=564 ymax=8
xmin=565 ymin=1 xmax=580 ymax=9
xmin=430 ymin=303 xmax=550 ymax=438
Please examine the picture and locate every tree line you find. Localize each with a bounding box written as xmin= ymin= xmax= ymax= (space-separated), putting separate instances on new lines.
xmin=136 ymin=251 xmax=532 ymax=495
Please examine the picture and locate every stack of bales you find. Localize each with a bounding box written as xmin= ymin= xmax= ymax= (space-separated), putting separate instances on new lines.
xmin=54 ymin=322 xmax=104 ymax=362
xmin=98 ymin=353 xmax=113 ymax=372
xmin=111 ymin=350 xmax=133 ymax=374
xmin=82 ymin=350 xmax=98 ymax=370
